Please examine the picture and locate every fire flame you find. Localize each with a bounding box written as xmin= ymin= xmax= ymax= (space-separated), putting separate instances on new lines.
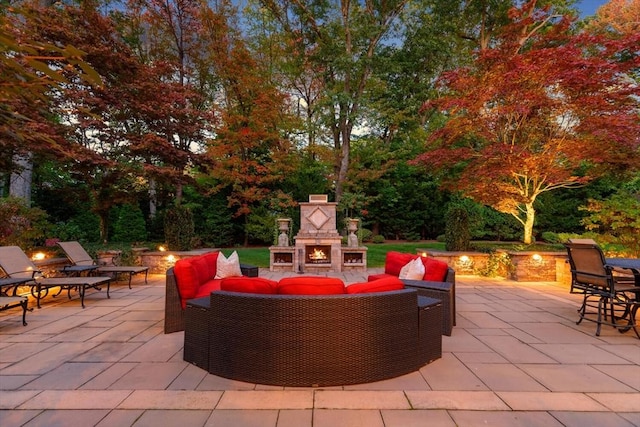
xmin=309 ymin=248 xmax=327 ymax=260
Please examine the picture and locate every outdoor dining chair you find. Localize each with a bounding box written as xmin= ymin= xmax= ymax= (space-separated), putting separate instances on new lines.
xmin=564 ymin=241 xmax=637 ymax=336
xmin=0 ymin=246 xmax=111 ymax=308
xmin=58 ymin=241 xmax=148 ymax=289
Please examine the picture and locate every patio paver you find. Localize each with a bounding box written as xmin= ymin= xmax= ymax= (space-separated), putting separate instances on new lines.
xmin=0 ymin=270 xmax=638 ymax=426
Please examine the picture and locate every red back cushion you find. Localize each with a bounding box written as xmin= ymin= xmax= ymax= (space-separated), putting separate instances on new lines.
xmin=174 ymin=252 xmax=220 ymax=305
xmin=201 ymin=252 xmax=219 ymax=279
xmin=277 ymin=276 xmax=346 ymax=295
xmin=221 ymin=277 xmax=278 ymax=294
xmin=346 ymin=276 xmax=404 ymax=294
xmin=384 ymin=251 xmax=418 ymax=276
xmin=174 ymin=258 xmax=201 ymax=301
xmin=421 ymin=257 xmax=450 ymax=281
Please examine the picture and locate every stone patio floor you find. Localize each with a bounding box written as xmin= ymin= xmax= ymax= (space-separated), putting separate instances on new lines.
xmin=0 ymin=268 xmax=639 ymax=427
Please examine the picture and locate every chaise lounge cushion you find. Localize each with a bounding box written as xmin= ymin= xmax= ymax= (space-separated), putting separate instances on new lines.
xmin=277 ymin=276 xmax=346 ymax=295
xmin=346 ymin=276 xmax=404 ymax=294
xmin=221 ymin=276 xmax=278 ymax=294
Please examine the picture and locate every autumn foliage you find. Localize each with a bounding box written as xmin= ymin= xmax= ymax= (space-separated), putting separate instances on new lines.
xmin=414 ymin=1 xmax=640 ymax=243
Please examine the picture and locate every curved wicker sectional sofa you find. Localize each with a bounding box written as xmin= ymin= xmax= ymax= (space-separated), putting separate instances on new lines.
xmin=185 ymin=288 xmax=442 ymax=387
xmin=165 ymin=251 xmax=446 ymax=386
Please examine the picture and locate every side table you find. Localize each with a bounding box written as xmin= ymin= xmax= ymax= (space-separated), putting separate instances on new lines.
xmin=404 ymin=280 xmax=455 ymax=336
xmin=417 ymin=296 xmax=442 ymax=363
xmin=240 ymin=264 xmax=259 ymax=277
xmin=184 ymin=296 xmax=211 ymax=369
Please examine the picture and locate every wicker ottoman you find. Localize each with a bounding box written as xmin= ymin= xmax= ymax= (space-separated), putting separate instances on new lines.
xmin=417 ymin=296 xmax=443 ymax=362
xmin=184 ymin=296 xmax=210 ymax=369
xmin=404 ymin=279 xmax=455 ymax=336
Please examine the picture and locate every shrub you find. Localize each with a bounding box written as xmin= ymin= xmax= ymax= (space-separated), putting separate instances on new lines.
xmin=445 ymin=205 xmax=471 ymax=251
xmin=359 ymin=227 xmax=373 ymax=243
xmin=372 ymin=234 xmax=385 ymax=244
xmin=111 ymin=204 xmax=147 ymax=243
xmin=164 ymin=205 xmax=194 ymax=251
xmin=0 ymin=197 xmax=50 ymax=250
xmin=50 ymin=221 xmax=87 ymax=242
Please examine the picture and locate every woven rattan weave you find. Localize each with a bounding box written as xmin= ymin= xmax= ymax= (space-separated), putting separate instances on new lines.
xmin=197 ymin=288 xmax=442 ymax=387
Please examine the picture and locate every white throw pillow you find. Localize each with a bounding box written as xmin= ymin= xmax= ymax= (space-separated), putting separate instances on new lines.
xmin=398 ymin=257 xmax=425 ymax=280
xmin=215 ymin=251 xmax=243 ymax=279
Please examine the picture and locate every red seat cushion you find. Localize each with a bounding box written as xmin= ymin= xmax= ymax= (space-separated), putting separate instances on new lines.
xmin=367 ymin=273 xmax=395 ymax=282
xmin=384 ymin=251 xmax=418 ymax=276
xmin=346 ymin=276 xmax=404 ymax=294
xmin=421 ymin=257 xmax=449 ymax=282
xmin=221 ymin=277 xmax=278 ymax=294
xmin=277 ymin=276 xmax=346 ymax=295
xmin=195 ymin=279 xmax=222 ymax=300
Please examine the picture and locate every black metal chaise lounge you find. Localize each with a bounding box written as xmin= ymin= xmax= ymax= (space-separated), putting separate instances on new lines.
xmin=58 ymin=241 xmax=148 ymax=289
xmin=0 ymin=246 xmax=112 ymax=308
xmin=0 ymin=277 xmax=32 ymax=325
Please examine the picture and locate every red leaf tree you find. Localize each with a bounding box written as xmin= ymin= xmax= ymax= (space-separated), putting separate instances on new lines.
xmin=414 ymin=1 xmax=640 ymax=244
xmin=202 ymin=8 xmax=297 ymax=245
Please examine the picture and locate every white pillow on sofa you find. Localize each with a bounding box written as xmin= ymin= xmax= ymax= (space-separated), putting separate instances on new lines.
xmin=215 ymin=251 xmax=243 ymax=279
xmin=398 ymin=257 xmax=425 ymax=280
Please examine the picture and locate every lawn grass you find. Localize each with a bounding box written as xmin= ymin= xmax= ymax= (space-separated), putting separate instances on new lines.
xmin=223 ymin=241 xmax=446 ymax=268
xmin=224 ymin=241 xmax=570 ymax=268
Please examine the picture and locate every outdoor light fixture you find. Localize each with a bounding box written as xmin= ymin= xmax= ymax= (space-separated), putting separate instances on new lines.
xmin=32 ymin=252 xmax=46 ymax=261
xmin=166 ymin=254 xmax=176 ymax=263
xmin=158 ymin=246 xmax=166 ymax=252
xmin=531 ymin=253 xmax=543 ymax=262
xmin=421 ymin=251 xmax=427 ymax=257
xmin=459 ymin=255 xmax=470 ymax=263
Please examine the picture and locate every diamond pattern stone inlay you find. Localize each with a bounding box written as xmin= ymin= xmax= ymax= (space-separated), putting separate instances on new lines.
xmin=307 ymin=207 xmax=330 ymax=230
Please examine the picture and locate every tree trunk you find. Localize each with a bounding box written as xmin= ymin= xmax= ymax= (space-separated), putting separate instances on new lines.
xmin=149 ymin=178 xmax=157 ymax=219
xmin=98 ymin=211 xmax=109 ymax=244
xmin=335 ymin=135 xmax=350 ymax=204
xmin=523 ymin=202 xmax=535 ymax=244
xmin=10 ymin=153 xmax=32 ymax=206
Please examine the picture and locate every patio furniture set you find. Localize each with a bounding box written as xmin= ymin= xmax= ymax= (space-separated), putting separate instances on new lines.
xmin=0 ymin=242 xmax=149 ymax=322
xmin=165 ymin=250 xmax=455 ymax=386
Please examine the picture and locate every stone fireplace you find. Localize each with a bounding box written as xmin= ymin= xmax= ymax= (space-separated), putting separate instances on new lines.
xmin=269 ymin=195 xmax=367 ymax=273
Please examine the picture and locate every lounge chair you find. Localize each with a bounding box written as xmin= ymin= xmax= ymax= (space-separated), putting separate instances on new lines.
xmin=0 ymin=277 xmax=32 ymax=325
xmin=0 ymin=246 xmax=111 ymax=308
xmin=57 ymin=241 xmax=148 ymax=289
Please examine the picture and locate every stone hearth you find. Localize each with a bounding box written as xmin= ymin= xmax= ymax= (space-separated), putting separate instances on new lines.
xmin=270 ymin=195 xmax=367 ymax=272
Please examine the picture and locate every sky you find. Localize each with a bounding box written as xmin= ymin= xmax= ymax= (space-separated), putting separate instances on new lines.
xmin=575 ymin=0 xmax=610 ymax=17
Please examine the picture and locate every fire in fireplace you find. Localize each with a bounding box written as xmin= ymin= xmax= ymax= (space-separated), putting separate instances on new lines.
xmin=306 ymin=245 xmax=331 ymax=264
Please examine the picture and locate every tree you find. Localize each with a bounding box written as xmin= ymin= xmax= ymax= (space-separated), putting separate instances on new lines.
xmin=581 ymin=175 xmax=640 ymax=257
xmin=586 ymin=0 xmax=639 ymax=36
xmin=18 ymin=2 xmax=211 ymax=241
xmin=256 ymin=0 xmax=410 ymax=203
xmin=1 ymin=3 xmax=101 ymax=203
xmin=414 ymin=1 xmax=640 ymax=244
xmin=121 ymin=0 xmax=214 ymax=205
xmin=202 ymin=7 xmax=297 ymax=246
